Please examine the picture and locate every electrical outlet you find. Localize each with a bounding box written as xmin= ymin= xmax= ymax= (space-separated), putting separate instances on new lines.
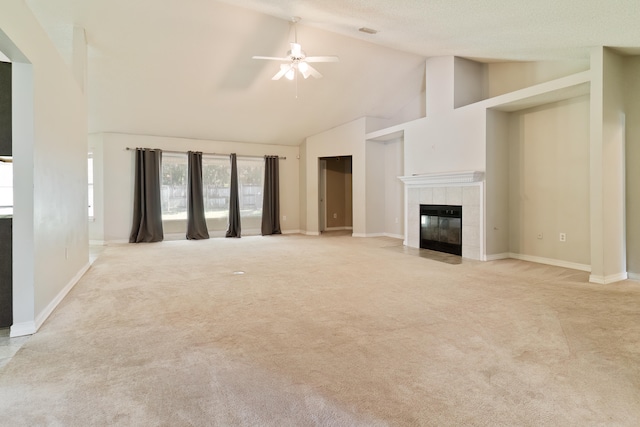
xmin=537 ymin=233 xmax=543 ymax=240
xmin=559 ymin=233 xmax=566 ymax=242
xmin=282 ymin=215 xmax=286 ymax=221
xmin=333 ymin=213 xmax=337 ymax=219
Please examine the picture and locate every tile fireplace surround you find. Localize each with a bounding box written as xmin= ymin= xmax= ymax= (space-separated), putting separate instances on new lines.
xmin=399 ymin=171 xmax=484 ymax=260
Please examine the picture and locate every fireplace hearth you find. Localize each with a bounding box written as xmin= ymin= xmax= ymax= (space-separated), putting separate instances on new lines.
xmin=420 ymin=204 xmax=462 ymax=256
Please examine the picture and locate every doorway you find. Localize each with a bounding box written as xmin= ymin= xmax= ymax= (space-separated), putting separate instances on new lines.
xmin=319 ymin=156 xmax=352 ymax=233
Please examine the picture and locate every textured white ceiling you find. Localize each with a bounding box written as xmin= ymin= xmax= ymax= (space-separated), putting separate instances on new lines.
xmin=218 ymin=0 xmax=640 ymax=60
xmin=24 ymin=0 xmax=640 ymax=145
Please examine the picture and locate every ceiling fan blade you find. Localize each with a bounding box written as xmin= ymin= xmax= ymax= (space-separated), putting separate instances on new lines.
xmin=305 ymin=64 xmax=323 ymax=79
xmin=305 ymin=56 xmax=339 ymax=63
xmin=272 ymin=64 xmax=294 ymax=80
xmin=252 ymin=55 xmax=289 ymax=61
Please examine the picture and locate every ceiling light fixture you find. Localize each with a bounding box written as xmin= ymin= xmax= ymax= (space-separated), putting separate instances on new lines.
xmin=252 ymin=17 xmax=339 ymax=82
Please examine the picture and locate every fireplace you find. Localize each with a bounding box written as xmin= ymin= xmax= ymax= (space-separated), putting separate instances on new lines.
xmin=400 ymin=171 xmax=484 ymax=260
xmin=420 ymin=204 xmax=462 ymax=256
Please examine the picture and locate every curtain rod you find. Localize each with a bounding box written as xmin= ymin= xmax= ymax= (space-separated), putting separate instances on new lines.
xmin=125 ymin=147 xmax=285 ymax=160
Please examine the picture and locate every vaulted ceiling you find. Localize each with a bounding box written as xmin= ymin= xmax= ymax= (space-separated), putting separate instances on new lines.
xmin=24 ymin=0 xmax=640 ymax=146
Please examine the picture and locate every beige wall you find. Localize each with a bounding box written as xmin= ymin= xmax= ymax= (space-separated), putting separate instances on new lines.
xmin=625 ymin=57 xmax=640 ymax=276
xmin=485 ymin=109 xmax=510 ymax=256
xmin=365 ymin=141 xmax=386 ymax=234
xmin=508 ymin=96 xmax=591 ymax=266
xmin=486 ymin=60 xmax=590 ymax=98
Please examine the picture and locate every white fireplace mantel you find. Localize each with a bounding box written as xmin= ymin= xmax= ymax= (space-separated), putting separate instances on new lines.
xmin=399 ymin=171 xmax=484 ymax=187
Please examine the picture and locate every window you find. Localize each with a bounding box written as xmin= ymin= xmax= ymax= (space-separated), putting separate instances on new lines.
xmin=88 ymin=155 xmax=94 ymax=219
xmin=0 ymin=157 xmax=12 ymax=216
xmin=161 ymin=153 xmax=188 ymax=220
xmin=237 ymin=158 xmax=264 ymax=232
xmin=159 ymin=153 xmax=265 ymax=234
xmin=202 ymin=156 xmax=230 ymax=221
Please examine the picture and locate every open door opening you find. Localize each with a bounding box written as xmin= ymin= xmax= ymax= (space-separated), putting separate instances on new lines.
xmin=319 ymin=156 xmax=352 ymax=235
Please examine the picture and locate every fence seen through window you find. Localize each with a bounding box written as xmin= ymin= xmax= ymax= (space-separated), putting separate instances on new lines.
xmin=161 ymin=154 xmax=264 ymax=224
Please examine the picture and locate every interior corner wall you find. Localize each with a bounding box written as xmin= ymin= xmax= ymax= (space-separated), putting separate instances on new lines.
xmin=384 ymin=139 xmax=403 ymax=238
xmin=485 ymin=109 xmax=509 ymax=256
xmin=1 ymin=1 xmax=89 ymax=335
xmin=425 ymin=56 xmax=455 ymax=116
xmin=486 ymin=60 xmax=591 ymax=98
xmin=299 ymin=140 xmax=307 ymax=232
xmin=589 ymin=47 xmax=627 ymax=283
xmin=454 ymin=57 xmax=486 ymax=108
xmin=365 ymin=141 xmax=385 ymax=235
xmin=508 ymin=96 xmax=591 ymax=266
xmin=600 ymin=48 xmax=626 ymax=279
xmin=305 ymin=118 xmax=366 ymax=235
xmin=344 ymin=159 xmax=353 ymax=228
xmin=625 ymin=56 xmax=640 ymax=276
xmin=88 ymin=133 xmax=104 ymax=242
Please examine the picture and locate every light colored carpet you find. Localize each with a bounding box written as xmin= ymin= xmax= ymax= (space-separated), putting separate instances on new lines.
xmin=1 ymin=233 xmax=639 ymax=426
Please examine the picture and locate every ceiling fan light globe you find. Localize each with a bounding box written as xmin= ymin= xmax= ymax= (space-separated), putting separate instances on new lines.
xmin=290 ymin=42 xmax=302 ymax=57
xmin=298 ymin=61 xmax=309 ymax=74
xmin=285 ymin=68 xmax=295 ymax=80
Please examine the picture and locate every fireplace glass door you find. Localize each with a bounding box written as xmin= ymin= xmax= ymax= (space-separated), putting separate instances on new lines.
xmin=420 ymin=205 xmax=462 ymax=255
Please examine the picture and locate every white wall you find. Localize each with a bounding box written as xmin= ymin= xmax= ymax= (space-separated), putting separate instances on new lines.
xmin=88 ymin=133 xmax=104 ymax=242
xmin=589 ymin=47 xmax=627 ymax=283
xmin=384 ymin=139 xmax=404 ymax=238
xmin=95 ymin=133 xmax=300 ymax=242
xmin=403 ymin=107 xmax=486 ymax=176
xmin=0 ymin=0 xmax=88 ymax=336
xmin=305 ymin=118 xmax=366 ymax=235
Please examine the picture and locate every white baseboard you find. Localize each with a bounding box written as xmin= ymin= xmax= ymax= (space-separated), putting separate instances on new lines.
xmin=508 ymin=253 xmax=591 ymax=272
xmin=384 ymin=233 xmax=404 ymax=240
xmin=324 ymin=226 xmax=353 ymax=232
xmin=35 ymin=262 xmax=91 ymax=331
xmin=628 ymin=273 xmax=640 ymax=282
xmin=281 ymin=229 xmax=301 ymax=235
xmin=348 ymin=232 xmax=403 ymax=239
xmin=11 ymin=262 xmax=91 ymax=337
xmin=106 ymin=239 xmax=129 ymax=245
xmin=305 ymin=231 xmax=321 ymax=236
xmin=589 ymin=272 xmax=628 ymax=285
xmin=10 ymin=321 xmax=36 ymax=337
xmin=89 ymin=239 xmax=105 ymax=246
xmin=485 ymin=253 xmax=510 ymax=261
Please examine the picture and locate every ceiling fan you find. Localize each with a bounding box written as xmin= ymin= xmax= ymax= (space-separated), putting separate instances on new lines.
xmin=252 ymin=17 xmax=339 ymax=81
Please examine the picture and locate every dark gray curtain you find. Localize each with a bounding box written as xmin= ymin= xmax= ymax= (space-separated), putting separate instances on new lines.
xmin=226 ymin=153 xmax=241 ymax=238
xmin=261 ymin=155 xmax=281 ymax=235
xmin=186 ymin=151 xmax=210 ymax=240
xmin=129 ymin=148 xmax=164 ymax=243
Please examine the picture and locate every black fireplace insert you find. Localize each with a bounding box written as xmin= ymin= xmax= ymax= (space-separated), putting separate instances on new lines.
xmin=420 ymin=204 xmax=462 ymax=256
